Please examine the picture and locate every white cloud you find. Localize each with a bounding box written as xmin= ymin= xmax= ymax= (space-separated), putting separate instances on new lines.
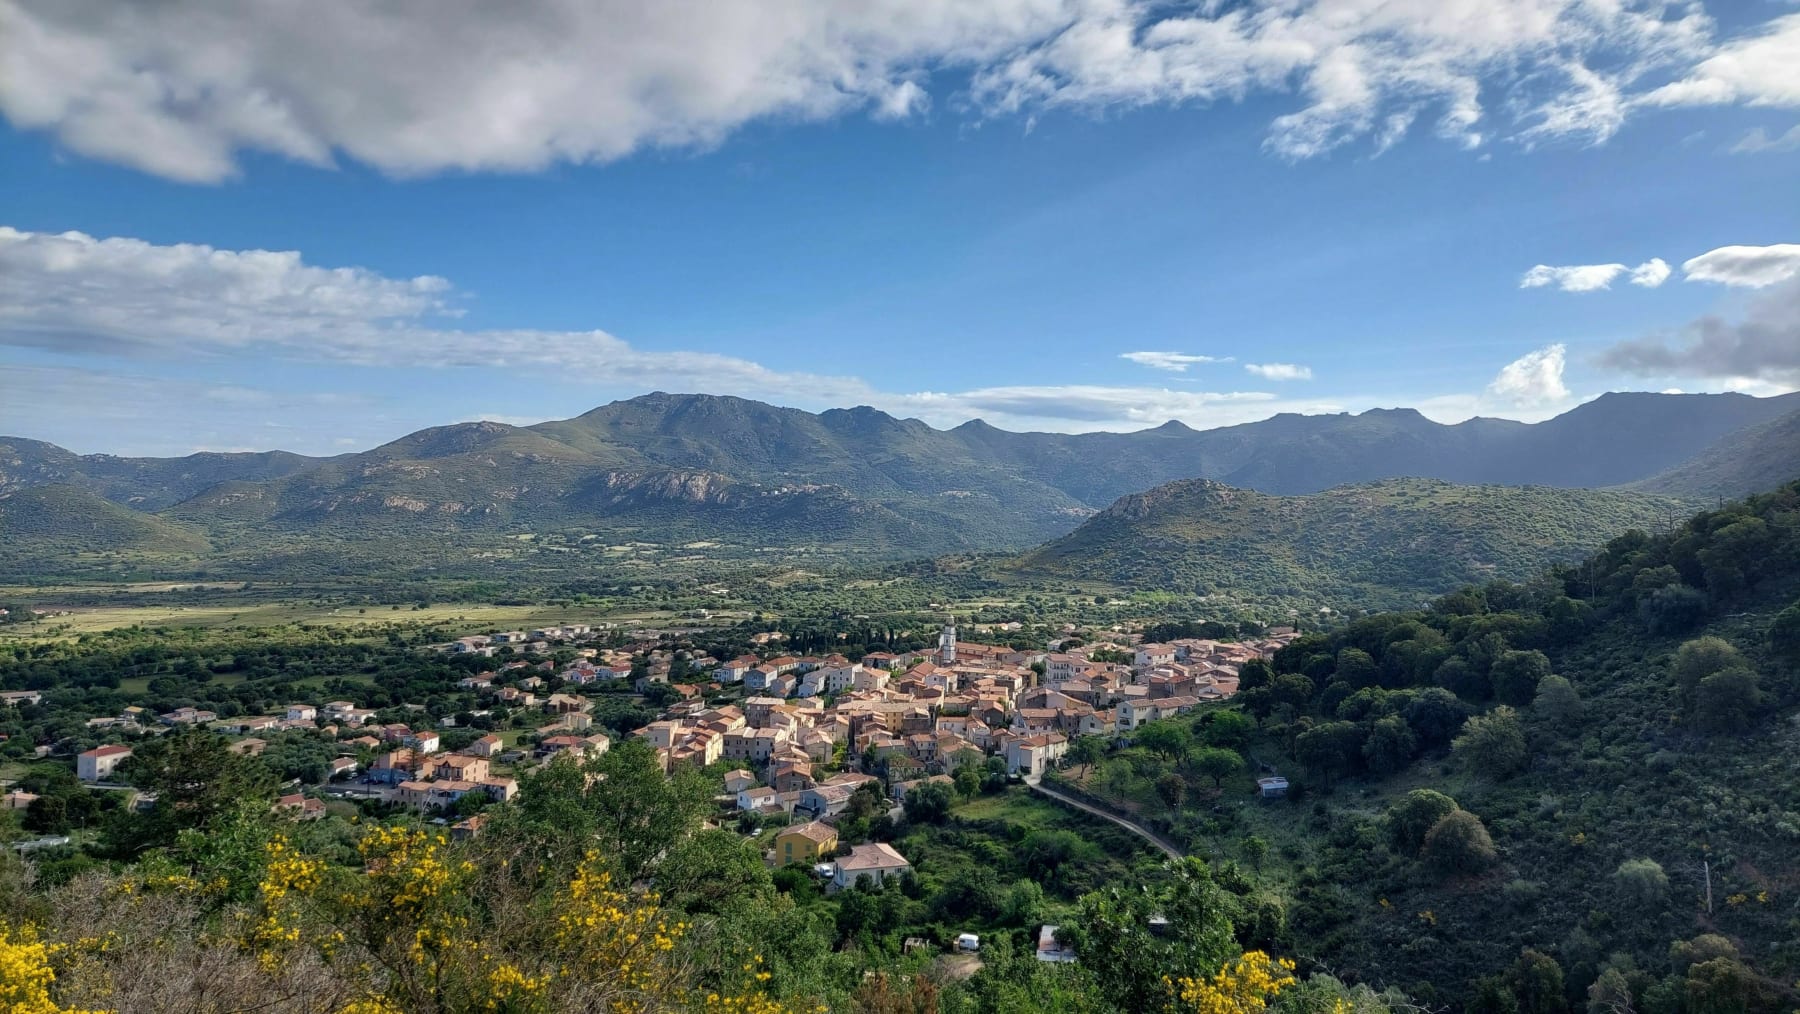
xmin=1487 ymin=344 xmax=1571 ymax=407
xmin=1681 ymin=244 xmax=1800 ymax=288
xmin=0 ymin=224 xmax=1372 ymax=440
xmin=1630 ymin=257 xmax=1672 ymax=287
xmin=1520 ymin=257 xmax=1669 ymax=291
xmin=0 ymin=363 xmax=386 ymax=455
xmin=1119 ymin=351 xmax=1229 ymax=372
xmin=1643 ymin=13 xmax=1800 ymax=110
xmin=1244 ymin=362 xmax=1312 ymax=381
xmin=1730 ymin=124 xmax=1800 ymax=154
xmin=0 ymin=0 xmax=1748 ymax=181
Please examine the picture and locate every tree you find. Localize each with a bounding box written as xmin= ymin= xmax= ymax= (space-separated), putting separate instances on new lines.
xmin=1692 ymin=666 xmax=1763 ymax=734
xmin=1507 ymin=949 xmax=1566 ymax=1014
xmin=1237 ymin=658 xmax=1274 ymax=691
xmin=1189 ymin=747 xmax=1244 ymax=788
xmin=1239 ymin=835 xmax=1269 ymax=872
xmin=1136 ymin=722 xmax=1191 ymax=762
xmin=1422 ymin=809 xmax=1497 ymax=875
xmin=1294 ymin=721 xmax=1364 ymax=786
xmin=1768 ymin=601 xmax=1800 ymax=659
xmin=1066 ymin=735 xmax=1107 ymax=779
xmin=1586 ymin=967 xmax=1634 ymax=1014
xmin=1491 ymin=650 xmax=1552 ymax=706
xmin=1155 ymin=772 xmax=1187 ymax=810
xmin=655 ymin=828 xmax=774 ymax=916
xmin=903 ymin=781 xmax=954 ymax=825
xmin=1404 ymin=687 xmax=1468 ymax=747
xmin=1361 ymin=715 xmax=1417 ymax=776
xmin=1200 ymin=710 xmax=1255 ymax=749
xmin=1271 ymin=674 xmax=1316 ymax=711
xmin=1684 ymin=957 xmax=1775 ymax=1014
xmin=1385 ymin=789 xmax=1459 ymax=855
xmin=1453 ymin=706 xmax=1529 ymax=777
xmin=513 ymin=739 xmax=711 ymax=883
xmin=1671 ymin=637 xmax=1745 ymax=703
xmin=1614 ymin=858 xmax=1669 ymax=907
xmin=115 ymin=728 xmax=277 ymax=850
xmin=1641 ymin=585 xmax=1708 ymax=635
xmin=1335 ymin=648 xmax=1380 ymax=689
xmin=1532 ymin=675 xmax=1582 ymax=727
xmin=1064 ymin=858 xmax=1238 ymax=1013
xmin=1434 ymin=657 xmax=1490 ymax=701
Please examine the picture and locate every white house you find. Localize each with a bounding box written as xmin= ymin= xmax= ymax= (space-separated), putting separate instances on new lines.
xmin=78 ymin=744 xmax=132 ymax=782
xmin=1004 ymin=733 xmax=1068 ymax=776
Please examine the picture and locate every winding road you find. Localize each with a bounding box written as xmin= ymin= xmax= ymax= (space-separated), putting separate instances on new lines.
xmin=1024 ymin=775 xmax=1184 ymax=861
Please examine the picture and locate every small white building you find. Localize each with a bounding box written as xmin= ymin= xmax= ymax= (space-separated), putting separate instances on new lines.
xmin=77 ymin=744 xmax=132 ymax=782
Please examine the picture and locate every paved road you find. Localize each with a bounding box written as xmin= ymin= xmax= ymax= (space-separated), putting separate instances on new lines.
xmin=1025 ymin=776 xmax=1183 ymax=861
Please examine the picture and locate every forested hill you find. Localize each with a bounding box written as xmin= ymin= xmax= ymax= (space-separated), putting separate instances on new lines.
xmin=1006 ymin=478 xmax=1686 ymax=608
xmin=1 ymin=390 xmax=1795 ymax=564
xmin=1057 ymin=479 xmax=1800 ymax=1011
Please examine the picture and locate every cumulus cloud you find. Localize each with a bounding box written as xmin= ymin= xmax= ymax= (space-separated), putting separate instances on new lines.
xmin=1681 ymin=244 xmax=1800 ymax=288
xmin=1643 ymin=13 xmax=1800 ymax=110
xmin=0 ymin=0 xmax=1744 ymax=181
xmin=1599 ymin=277 xmax=1800 ymax=387
xmin=1730 ymin=124 xmax=1800 ymax=153
xmin=1120 ymin=351 xmax=1229 ymax=372
xmin=1487 ymin=344 xmax=1571 ymax=407
xmin=1244 ymin=363 xmax=1312 ymax=381
xmin=1630 ymin=258 xmax=1673 ymax=287
xmin=1519 ymin=258 xmax=1670 ymax=292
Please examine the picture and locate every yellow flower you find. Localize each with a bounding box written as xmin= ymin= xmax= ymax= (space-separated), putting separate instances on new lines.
xmin=1167 ymin=951 xmax=1297 ymax=1014
xmin=0 ymin=923 xmax=108 ymax=1014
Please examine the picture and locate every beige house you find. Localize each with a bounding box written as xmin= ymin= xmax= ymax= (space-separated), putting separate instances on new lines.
xmin=832 ymin=843 xmax=911 ymax=891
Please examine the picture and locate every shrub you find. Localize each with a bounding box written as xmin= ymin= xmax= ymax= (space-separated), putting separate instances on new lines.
xmin=1422 ymin=810 xmax=1497 ymax=875
xmin=1385 ymin=789 xmax=1459 ymax=856
xmin=1614 ymin=858 xmax=1669 ymax=906
xmin=1453 ymin=706 xmax=1529 ymax=777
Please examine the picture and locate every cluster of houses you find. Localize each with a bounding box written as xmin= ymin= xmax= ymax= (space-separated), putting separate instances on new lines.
xmin=446 ymin=625 xmax=597 ymax=657
xmin=621 ymin=625 xmax=1297 ymax=882
xmin=634 ymin=627 xmax=1292 ymax=788
xmin=761 ymin=815 xmax=915 ymax=892
xmin=51 ymin=618 xmax=1295 ymax=847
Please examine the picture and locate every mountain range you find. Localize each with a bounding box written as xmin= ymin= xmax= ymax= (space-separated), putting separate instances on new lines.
xmin=2 ymin=390 xmax=1798 ymax=583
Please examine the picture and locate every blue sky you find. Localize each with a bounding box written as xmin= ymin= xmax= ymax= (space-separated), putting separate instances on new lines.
xmin=2 ymin=0 xmax=1798 ymax=455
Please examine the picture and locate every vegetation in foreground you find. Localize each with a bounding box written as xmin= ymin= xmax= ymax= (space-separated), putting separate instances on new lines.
xmin=1055 ymin=481 xmax=1800 ymax=1011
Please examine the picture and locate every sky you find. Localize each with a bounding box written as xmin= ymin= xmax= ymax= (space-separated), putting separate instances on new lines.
xmin=2 ymin=0 xmax=1798 ymax=456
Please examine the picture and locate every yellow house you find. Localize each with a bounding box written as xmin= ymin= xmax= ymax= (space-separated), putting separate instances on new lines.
xmin=772 ymin=821 xmax=838 ymax=867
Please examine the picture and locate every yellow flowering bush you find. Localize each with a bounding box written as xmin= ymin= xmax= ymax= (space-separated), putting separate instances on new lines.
xmin=0 ymin=923 xmax=106 ymax=1014
xmin=1166 ymin=950 xmax=1298 ymax=1014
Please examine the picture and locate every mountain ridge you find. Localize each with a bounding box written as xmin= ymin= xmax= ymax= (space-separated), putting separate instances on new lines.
xmin=4 ymin=390 xmax=1798 ymax=570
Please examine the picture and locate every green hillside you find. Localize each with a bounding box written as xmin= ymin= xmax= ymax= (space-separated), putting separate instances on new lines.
xmin=1009 ymin=477 xmax=1687 ymax=608
xmin=0 ymin=484 xmax=211 ymax=568
xmin=1632 ymin=407 xmax=1800 ymax=500
xmin=1055 ymin=480 xmax=1800 ymax=1010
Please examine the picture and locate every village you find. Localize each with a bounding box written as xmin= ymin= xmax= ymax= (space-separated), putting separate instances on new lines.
xmin=19 ymin=617 xmax=1297 ymax=886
